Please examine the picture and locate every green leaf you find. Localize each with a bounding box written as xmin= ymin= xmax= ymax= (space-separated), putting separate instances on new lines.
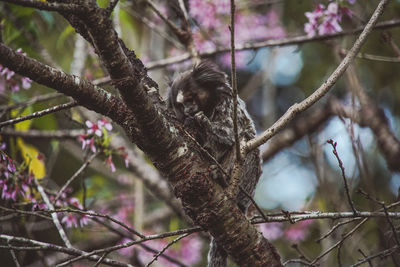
xmin=57 ymin=25 xmax=75 ymax=50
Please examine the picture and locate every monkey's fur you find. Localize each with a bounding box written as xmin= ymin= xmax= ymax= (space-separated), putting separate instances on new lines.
xmin=168 ymin=61 xmax=261 ymax=267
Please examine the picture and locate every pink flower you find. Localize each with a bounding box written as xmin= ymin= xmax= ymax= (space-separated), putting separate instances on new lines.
xmin=98 ymin=118 xmax=112 ymax=131
xmin=69 ymin=197 xmax=84 ymax=209
xmin=304 ymin=2 xmax=352 ymax=37
xmin=0 ymin=180 xmax=8 ymax=199
xmin=118 ymin=147 xmax=129 ymax=168
xmin=87 ymin=137 xmax=97 ymax=153
xmin=79 ymin=214 xmax=90 ymax=227
xmin=106 ymin=155 xmax=116 ymax=172
xmin=259 ymin=222 xmax=283 ymax=241
xmin=85 ymin=120 xmax=102 ymax=137
xmin=284 ymin=220 xmax=313 ymax=242
xmin=1 ymin=67 xmax=15 ymax=80
xmin=11 ymin=84 xmax=20 ymax=92
xmin=61 ymin=213 xmax=79 ymax=228
xmin=21 ymin=77 xmax=32 ymax=89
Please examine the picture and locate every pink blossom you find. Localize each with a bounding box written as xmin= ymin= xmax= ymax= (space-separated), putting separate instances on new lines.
xmin=85 ymin=120 xmax=102 ymax=137
xmin=0 ymin=180 xmax=8 ymax=199
xmin=1 ymin=67 xmax=15 ymax=80
xmin=118 ymin=147 xmax=129 ymax=168
xmin=11 ymin=84 xmax=20 ymax=92
xmin=304 ymin=2 xmax=353 ymax=37
xmin=259 ymin=222 xmax=283 ymax=241
xmin=61 ymin=213 xmax=79 ymax=228
xmin=69 ymin=197 xmax=84 ymax=209
xmin=284 ymin=220 xmax=313 ymax=242
xmin=79 ymin=214 xmax=90 ymax=227
xmin=98 ymin=118 xmax=112 ymax=131
xmin=117 ymin=238 xmax=134 ymax=256
xmin=180 ymin=235 xmax=203 ymax=265
xmin=106 ymin=155 xmax=116 ymax=172
xmin=87 ymin=137 xmax=97 ymax=153
xmin=31 ymin=198 xmax=48 ymax=210
xmin=21 ymin=77 xmax=32 ymax=89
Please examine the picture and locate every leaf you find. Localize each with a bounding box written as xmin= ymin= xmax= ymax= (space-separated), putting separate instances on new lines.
xmin=11 ymin=106 xmax=33 ymax=131
xmin=16 ymin=138 xmax=46 ymax=179
xmin=32 ymin=112 xmax=57 ymax=130
xmin=57 ymin=25 xmax=75 ymax=50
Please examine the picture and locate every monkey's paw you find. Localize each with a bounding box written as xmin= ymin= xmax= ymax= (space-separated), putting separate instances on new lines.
xmin=194 ymin=111 xmax=208 ymax=126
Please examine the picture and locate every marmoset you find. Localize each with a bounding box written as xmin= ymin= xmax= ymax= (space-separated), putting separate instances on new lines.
xmin=168 ymin=61 xmax=262 ymax=267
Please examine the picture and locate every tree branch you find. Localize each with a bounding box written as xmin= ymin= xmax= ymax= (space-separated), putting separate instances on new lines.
xmin=245 ymin=0 xmax=390 ymax=152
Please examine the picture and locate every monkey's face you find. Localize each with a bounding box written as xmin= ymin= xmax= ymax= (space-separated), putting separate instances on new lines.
xmin=176 ymin=87 xmax=210 ymax=117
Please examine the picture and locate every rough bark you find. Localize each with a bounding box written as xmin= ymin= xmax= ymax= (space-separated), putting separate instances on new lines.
xmin=0 ymin=3 xmax=282 ymax=266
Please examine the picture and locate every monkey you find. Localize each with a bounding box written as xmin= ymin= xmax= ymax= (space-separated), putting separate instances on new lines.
xmin=168 ymin=61 xmax=262 ymax=267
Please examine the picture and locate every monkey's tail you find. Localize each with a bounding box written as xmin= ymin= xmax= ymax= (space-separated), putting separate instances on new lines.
xmin=207 ymin=238 xmax=227 ymax=267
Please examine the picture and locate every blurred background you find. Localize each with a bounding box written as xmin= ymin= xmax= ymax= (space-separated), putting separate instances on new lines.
xmin=1 ymin=0 xmax=400 ymax=266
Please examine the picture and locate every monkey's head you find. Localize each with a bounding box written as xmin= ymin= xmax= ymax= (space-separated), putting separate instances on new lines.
xmin=168 ymin=61 xmax=232 ymax=121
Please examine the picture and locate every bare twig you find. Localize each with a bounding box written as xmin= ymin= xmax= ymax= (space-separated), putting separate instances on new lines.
xmin=7 ymin=241 xmax=21 ymax=267
xmin=0 ymin=128 xmax=83 ymax=139
xmin=340 ymin=48 xmax=400 ymax=62
xmin=145 ymin=233 xmax=191 ymax=267
xmin=316 ymin=218 xmax=361 ymax=243
xmin=358 ymin=249 xmax=374 ymax=267
xmin=245 ymin=0 xmax=390 ymax=152
xmin=146 ymin=0 xmax=183 ymax=40
xmin=0 ymin=234 xmax=133 ymax=267
xmin=53 ymin=151 xmax=100 ymax=203
xmin=351 ymin=246 xmax=400 ymax=267
xmin=55 ymin=228 xmax=200 ymax=266
xmin=0 ymin=92 xmax=63 ymax=112
xmin=0 ymin=101 xmax=78 ymax=128
xmin=230 ymin=0 xmax=240 ymax=161
xmin=34 ymin=179 xmax=73 ymax=248
xmin=327 ymin=139 xmax=358 ymax=214
xmin=310 ymin=218 xmax=369 ymax=265
xmin=145 ymin=19 xmax=400 ymax=70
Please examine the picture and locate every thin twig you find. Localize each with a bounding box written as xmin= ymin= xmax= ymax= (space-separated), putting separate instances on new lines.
xmin=7 ymin=241 xmax=21 ymax=267
xmin=0 ymin=101 xmax=78 ymax=128
xmin=316 ymin=217 xmax=361 ymax=243
xmin=55 ymin=228 xmax=200 ymax=267
xmin=146 ymin=0 xmax=183 ymax=39
xmin=357 ymin=249 xmax=374 ymax=267
xmin=0 ymin=128 xmax=83 ymax=139
xmin=310 ymin=218 xmax=369 ymax=265
xmin=245 ymin=0 xmax=390 ymax=152
xmin=53 ymin=151 xmax=100 ymax=203
xmin=0 ymin=92 xmax=63 ymax=112
xmin=327 ymin=139 xmax=357 ymax=214
xmin=93 ymin=252 xmax=110 ymax=267
xmin=34 ymin=179 xmax=73 ymax=248
xmin=145 ymin=233 xmax=191 ymax=267
xmin=145 ymin=19 xmax=400 ymax=70
xmin=351 ymin=246 xmax=400 ymax=267
xmin=0 ymin=234 xmax=133 ymax=267
xmin=230 ymin=0 xmax=240 ymax=161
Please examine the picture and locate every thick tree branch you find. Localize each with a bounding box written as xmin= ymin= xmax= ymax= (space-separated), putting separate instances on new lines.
xmin=0 ymin=43 xmax=139 ymax=138
xmin=67 ymin=6 xmax=282 ymax=266
xmin=2 ymin=0 xmax=87 ymax=14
